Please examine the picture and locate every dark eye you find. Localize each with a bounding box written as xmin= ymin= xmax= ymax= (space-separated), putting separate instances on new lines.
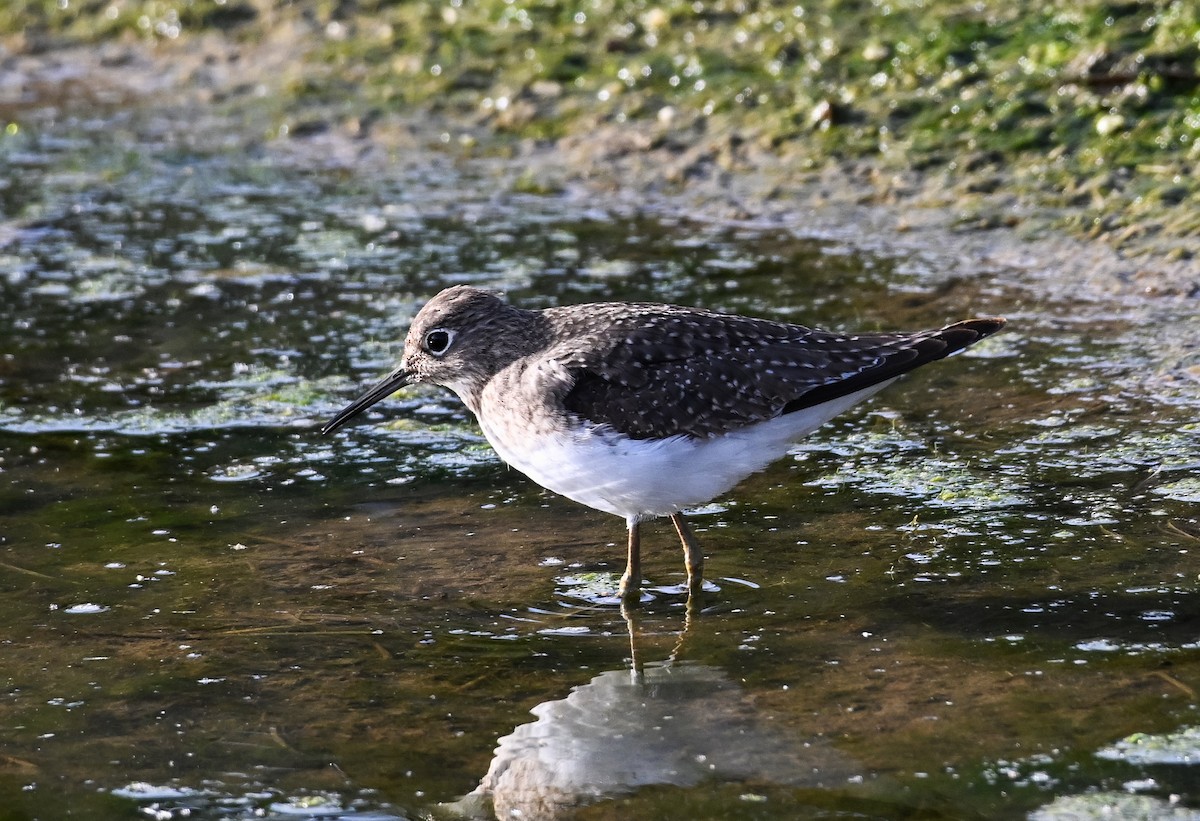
xmin=424 ymin=328 xmax=454 ymax=355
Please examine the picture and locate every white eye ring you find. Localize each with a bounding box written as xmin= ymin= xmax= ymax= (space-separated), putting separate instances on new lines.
xmin=424 ymin=328 xmax=456 ymax=356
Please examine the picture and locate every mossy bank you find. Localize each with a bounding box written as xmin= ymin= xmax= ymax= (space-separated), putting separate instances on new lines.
xmin=3 ymin=0 xmax=1199 ymax=264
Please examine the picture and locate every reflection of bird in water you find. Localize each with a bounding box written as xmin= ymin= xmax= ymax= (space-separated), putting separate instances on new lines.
xmin=444 ymin=660 xmax=859 ymax=821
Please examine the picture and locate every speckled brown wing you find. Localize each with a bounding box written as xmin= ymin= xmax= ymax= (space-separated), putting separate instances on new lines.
xmin=554 ymin=304 xmax=1004 ymax=440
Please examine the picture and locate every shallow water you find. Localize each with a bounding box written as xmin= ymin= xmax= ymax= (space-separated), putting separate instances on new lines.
xmin=2 ymin=109 xmax=1200 ymax=821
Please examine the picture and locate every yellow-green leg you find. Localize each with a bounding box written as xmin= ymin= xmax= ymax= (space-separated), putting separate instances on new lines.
xmin=618 ymin=520 xmax=641 ymax=602
xmin=671 ymin=513 xmax=704 ymax=594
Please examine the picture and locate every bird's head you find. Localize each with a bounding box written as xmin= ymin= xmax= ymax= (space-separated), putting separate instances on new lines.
xmin=322 ymin=285 xmax=541 ymax=434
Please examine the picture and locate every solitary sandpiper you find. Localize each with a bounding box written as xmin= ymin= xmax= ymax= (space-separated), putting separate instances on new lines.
xmin=323 ymin=285 xmax=1004 ymax=601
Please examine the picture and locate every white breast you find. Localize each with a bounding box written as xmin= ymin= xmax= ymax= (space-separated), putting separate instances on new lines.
xmin=472 ymin=380 xmax=896 ymax=524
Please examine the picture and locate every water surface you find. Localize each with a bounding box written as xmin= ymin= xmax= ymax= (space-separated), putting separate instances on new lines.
xmin=2 ymin=108 xmax=1199 ymax=820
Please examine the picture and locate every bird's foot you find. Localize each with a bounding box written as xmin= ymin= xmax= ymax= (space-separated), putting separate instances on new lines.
xmin=617 ymin=571 xmax=641 ymax=604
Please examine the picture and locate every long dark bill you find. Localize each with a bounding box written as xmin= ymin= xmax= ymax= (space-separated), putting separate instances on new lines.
xmin=321 ymin=366 xmax=411 ymax=435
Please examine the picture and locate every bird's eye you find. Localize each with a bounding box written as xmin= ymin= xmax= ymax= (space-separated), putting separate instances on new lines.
xmin=424 ymin=328 xmax=454 ymax=355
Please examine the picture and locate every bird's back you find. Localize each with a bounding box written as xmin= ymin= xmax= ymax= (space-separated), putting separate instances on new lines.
xmin=545 ymin=302 xmax=1004 ymax=440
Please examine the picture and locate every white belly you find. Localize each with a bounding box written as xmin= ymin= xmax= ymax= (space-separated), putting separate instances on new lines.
xmin=473 ymin=382 xmax=894 ymax=523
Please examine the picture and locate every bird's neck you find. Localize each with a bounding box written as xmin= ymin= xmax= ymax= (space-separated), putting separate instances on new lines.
xmin=452 ymin=306 xmax=553 ymax=414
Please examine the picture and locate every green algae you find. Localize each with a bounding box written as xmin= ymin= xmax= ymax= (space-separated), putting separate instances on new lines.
xmin=1031 ymin=793 xmax=1200 ymax=820
xmin=1098 ymin=726 xmax=1200 ymax=765
xmin=1154 ymin=476 xmax=1200 ymax=503
xmin=807 ymin=452 xmax=1028 ymax=510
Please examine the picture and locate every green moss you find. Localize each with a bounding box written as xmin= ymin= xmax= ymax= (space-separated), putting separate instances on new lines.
xmin=3 ymin=0 xmax=1197 ymax=247
xmin=0 ymin=0 xmax=258 ymax=41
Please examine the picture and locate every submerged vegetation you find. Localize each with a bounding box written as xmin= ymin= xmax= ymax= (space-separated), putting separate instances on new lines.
xmin=3 ymin=0 xmax=1199 ymax=255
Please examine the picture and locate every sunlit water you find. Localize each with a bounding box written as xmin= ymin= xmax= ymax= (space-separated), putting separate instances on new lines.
xmin=2 ymin=111 xmax=1200 ymax=821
